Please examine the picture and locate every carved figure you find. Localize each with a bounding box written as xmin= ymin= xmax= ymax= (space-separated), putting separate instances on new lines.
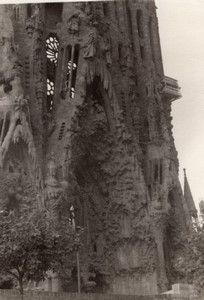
xmin=0 ymin=38 xmax=18 ymax=85
xmin=25 ymin=18 xmax=35 ymax=38
xmin=100 ymin=22 xmax=112 ymax=67
xmin=0 ymin=64 xmax=36 ymax=167
xmin=60 ymin=80 xmax=69 ymax=99
xmin=68 ymin=14 xmax=80 ymax=35
xmin=42 ymin=153 xmax=69 ymax=221
xmin=83 ymin=27 xmax=99 ymax=59
xmin=43 ymin=154 xmax=62 ymax=219
xmin=46 ymin=153 xmax=58 ymax=187
xmin=43 ymin=113 xmax=55 ymax=137
xmin=31 ymin=4 xmax=41 ymax=29
xmin=83 ymin=25 xmax=112 ymax=67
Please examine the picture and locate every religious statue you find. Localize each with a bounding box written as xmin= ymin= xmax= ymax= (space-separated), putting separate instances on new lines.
xmin=83 ymin=27 xmax=99 ymax=59
xmin=42 ymin=153 xmax=69 ymax=221
xmin=83 ymin=25 xmax=112 ymax=67
xmin=67 ymin=14 xmax=80 ymax=35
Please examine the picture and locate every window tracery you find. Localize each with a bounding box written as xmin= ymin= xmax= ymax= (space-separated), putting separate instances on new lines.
xmin=47 ymin=78 xmax=54 ymax=95
xmin=46 ymin=34 xmax=59 ymax=112
xmin=63 ymin=44 xmax=80 ymax=99
xmin=46 ymin=36 xmax=59 ymax=65
xmin=66 ymin=60 xmax=77 ymax=99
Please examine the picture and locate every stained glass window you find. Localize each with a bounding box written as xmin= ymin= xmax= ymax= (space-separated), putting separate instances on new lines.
xmin=65 ymin=61 xmax=77 ymax=99
xmin=71 ymin=44 xmax=80 ymax=99
xmin=65 ymin=44 xmax=80 ymax=99
xmin=46 ymin=34 xmax=59 ymax=112
xmin=47 ymin=78 xmax=54 ymax=96
xmin=67 ymin=61 xmax=77 ymax=74
xmin=46 ymin=35 xmax=59 ymax=65
xmin=70 ymin=87 xmax=75 ymax=99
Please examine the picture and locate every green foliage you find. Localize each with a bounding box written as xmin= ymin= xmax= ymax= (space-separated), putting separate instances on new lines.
xmin=0 ymin=208 xmax=79 ymax=294
xmin=173 ymin=201 xmax=204 ymax=291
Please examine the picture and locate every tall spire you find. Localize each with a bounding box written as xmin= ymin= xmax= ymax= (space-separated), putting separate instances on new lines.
xmin=183 ymin=168 xmax=197 ymax=218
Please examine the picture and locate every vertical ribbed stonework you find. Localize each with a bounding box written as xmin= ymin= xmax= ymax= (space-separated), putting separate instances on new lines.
xmin=0 ymin=0 xmax=195 ymax=295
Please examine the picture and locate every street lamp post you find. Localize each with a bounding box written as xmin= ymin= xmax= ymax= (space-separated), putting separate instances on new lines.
xmin=70 ymin=205 xmax=82 ymax=293
xmin=74 ymin=227 xmax=81 ymax=293
xmin=76 ymin=249 xmax=81 ymax=293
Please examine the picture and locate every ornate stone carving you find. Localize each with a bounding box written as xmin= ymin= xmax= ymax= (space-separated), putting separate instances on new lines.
xmin=25 ymin=18 xmax=35 ymax=38
xmin=79 ymin=23 xmax=113 ymax=100
xmin=41 ymin=154 xmax=69 ymax=221
xmin=31 ymin=5 xmax=44 ymax=56
xmin=43 ymin=113 xmax=55 ymax=137
xmin=42 ymin=154 xmax=62 ymax=219
xmin=0 ymin=1 xmax=195 ymax=295
xmin=83 ymin=24 xmax=112 ymax=67
xmin=35 ymin=78 xmax=45 ymax=106
xmin=67 ymin=13 xmax=80 ymax=35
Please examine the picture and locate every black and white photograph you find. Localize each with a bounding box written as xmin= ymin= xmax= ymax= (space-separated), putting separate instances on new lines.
xmin=0 ymin=0 xmax=203 ymax=299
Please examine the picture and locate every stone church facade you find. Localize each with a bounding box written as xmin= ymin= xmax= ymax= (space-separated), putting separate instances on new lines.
xmin=0 ymin=0 xmax=196 ymax=295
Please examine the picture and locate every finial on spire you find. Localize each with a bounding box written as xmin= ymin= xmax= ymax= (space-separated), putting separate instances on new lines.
xmin=183 ymin=168 xmax=186 ymax=176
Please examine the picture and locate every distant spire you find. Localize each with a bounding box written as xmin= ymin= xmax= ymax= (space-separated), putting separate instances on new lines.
xmin=183 ymin=169 xmax=197 ymax=218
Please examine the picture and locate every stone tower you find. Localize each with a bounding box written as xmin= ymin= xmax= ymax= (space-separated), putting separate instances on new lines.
xmin=0 ymin=0 xmax=195 ymax=295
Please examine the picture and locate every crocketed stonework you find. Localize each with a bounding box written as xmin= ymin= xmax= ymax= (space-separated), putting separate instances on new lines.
xmin=0 ymin=1 xmax=195 ymax=295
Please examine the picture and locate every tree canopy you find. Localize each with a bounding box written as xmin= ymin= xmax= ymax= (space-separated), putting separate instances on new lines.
xmin=0 ymin=207 xmax=80 ymax=298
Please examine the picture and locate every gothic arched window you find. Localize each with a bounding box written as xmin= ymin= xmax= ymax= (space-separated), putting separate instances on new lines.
xmin=46 ymin=34 xmax=59 ymax=112
xmin=64 ymin=44 xmax=80 ymax=99
xmin=67 ymin=60 xmax=77 ymax=99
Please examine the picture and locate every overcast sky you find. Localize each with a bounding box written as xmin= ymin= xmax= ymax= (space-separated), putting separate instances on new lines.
xmin=156 ymin=0 xmax=204 ymax=208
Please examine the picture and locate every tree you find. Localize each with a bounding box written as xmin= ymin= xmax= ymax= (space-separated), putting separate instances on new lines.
xmin=173 ymin=200 xmax=204 ymax=293
xmin=0 ymin=208 xmax=80 ymax=299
